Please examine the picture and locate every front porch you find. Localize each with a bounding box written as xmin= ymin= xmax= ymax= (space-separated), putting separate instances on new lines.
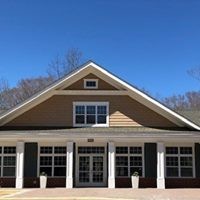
xmin=0 ymin=127 xmax=199 ymax=189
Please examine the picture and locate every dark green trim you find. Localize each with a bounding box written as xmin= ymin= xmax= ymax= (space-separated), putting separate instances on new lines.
xmin=195 ymin=143 xmax=200 ymax=178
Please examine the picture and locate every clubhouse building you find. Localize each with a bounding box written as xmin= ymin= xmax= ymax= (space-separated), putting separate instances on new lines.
xmin=0 ymin=61 xmax=200 ymax=189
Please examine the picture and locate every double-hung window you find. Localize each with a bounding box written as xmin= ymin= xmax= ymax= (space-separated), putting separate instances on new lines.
xmin=73 ymin=102 xmax=109 ymax=127
xmin=0 ymin=146 xmax=16 ymax=177
xmin=39 ymin=146 xmax=67 ymax=177
xmin=115 ymin=146 xmax=143 ymax=177
xmin=165 ymin=146 xmax=194 ymax=178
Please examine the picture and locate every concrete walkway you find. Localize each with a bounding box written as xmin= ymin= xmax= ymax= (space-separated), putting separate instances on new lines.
xmin=1 ymin=188 xmax=200 ymax=200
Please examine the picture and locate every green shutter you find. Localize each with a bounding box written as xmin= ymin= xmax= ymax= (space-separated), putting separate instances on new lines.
xmin=195 ymin=143 xmax=200 ymax=178
xmin=145 ymin=143 xmax=157 ymax=178
xmin=24 ymin=143 xmax=38 ymax=177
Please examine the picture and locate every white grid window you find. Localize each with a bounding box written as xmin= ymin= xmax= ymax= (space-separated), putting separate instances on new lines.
xmin=165 ymin=146 xmax=194 ymax=178
xmin=73 ymin=102 xmax=109 ymax=127
xmin=39 ymin=146 xmax=67 ymax=177
xmin=84 ymin=79 xmax=98 ymax=89
xmin=0 ymin=146 xmax=16 ymax=177
xmin=78 ymin=147 xmax=105 ymax=154
xmin=116 ymin=146 xmax=143 ymax=177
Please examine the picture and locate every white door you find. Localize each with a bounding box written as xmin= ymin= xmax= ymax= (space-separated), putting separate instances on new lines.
xmin=76 ymin=146 xmax=106 ymax=187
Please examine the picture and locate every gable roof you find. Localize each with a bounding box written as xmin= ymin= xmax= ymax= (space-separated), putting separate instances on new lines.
xmin=178 ymin=110 xmax=200 ymax=127
xmin=0 ymin=60 xmax=200 ymax=130
xmin=0 ymin=110 xmax=6 ymax=115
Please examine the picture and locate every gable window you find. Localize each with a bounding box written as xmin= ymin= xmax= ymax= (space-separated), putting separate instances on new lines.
xmin=84 ymin=79 xmax=98 ymax=89
xmin=165 ymin=146 xmax=194 ymax=178
xmin=73 ymin=102 xmax=109 ymax=127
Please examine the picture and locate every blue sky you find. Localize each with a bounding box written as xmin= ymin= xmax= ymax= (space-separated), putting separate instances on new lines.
xmin=0 ymin=0 xmax=200 ymax=98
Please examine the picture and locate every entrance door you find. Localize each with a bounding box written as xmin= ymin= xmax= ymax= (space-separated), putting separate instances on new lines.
xmin=76 ymin=146 xmax=106 ymax=187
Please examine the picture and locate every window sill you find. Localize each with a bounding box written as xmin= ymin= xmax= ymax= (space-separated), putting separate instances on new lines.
xmin=73 ymin=124 xmax=109 ymax=128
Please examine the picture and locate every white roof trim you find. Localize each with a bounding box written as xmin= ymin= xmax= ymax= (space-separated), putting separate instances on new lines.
xmin=89 ymin=63 xmax=200 ymax=130
xmin=0 ymin=61 xmax=93 ymax=125
xmin=0 ymin=61 xmax=200 ymax=130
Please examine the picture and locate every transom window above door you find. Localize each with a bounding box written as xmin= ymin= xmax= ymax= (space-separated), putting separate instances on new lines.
xmin=73 ymin=102 xmax=109 ymax=127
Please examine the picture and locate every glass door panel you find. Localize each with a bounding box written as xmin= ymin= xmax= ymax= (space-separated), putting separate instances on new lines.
xmin=92 ymin=156 xmax=104 ymax=183
xmin=76 ymin=146 xmax=106 ymax=187
xmin=79 ymin=156 xmax=90 ymax=183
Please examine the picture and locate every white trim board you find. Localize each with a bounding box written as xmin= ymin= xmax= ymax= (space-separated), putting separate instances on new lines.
xmin=0 ymin=61 xmax=199 ymax=130
xmin=54 ymin=90 xmax=127 ymax=95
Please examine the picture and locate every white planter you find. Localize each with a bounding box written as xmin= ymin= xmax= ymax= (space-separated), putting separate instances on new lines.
xmin=40 ymin=175 xmax=47 ymax=188
xmin=131 ymin=176 xmax=139 ymax=189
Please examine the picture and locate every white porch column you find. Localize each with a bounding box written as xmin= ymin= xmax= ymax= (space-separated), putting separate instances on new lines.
xmin=157 ymin=142 xmax=165 ymax=189
xmin=15 ymin=141 xmax=24 ymax=189
xmin=66 ymin=141 xmax=73 ymax=188
xmin=108 ymin=142 xmax=115 ymax=188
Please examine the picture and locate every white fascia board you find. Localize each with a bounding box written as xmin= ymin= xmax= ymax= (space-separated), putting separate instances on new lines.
xmin=90 ymin=63 xmax=200 ymax=130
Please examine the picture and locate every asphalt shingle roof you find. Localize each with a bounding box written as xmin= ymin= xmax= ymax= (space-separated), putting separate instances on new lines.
xmin=0 ymin=127 xmax=189 ymax=133
xmin=178 ymin=110 xmax=200 ymax=127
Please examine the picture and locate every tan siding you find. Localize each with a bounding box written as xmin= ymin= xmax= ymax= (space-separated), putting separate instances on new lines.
xmin=5 ymin=95 xmax=177 ymax=128
xmin=64 ymin=73 xmax=118 ymax=90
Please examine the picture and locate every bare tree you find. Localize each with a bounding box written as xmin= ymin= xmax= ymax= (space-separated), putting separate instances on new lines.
xmin=186 ymin=91 xmax=200 ymax=109
xmin=0 ymin=48 xmax=84 ymax=110
xmin=0 ymin=76 xmax=54 ymax=110
xmin=140 ymin=87 xmax=151 ymax=95
xmin=65 ymin=48 xmax=83 ymax=72
xmin=15 ymin=76 xmax=54 ymax=102
xmin=160 ymin=65 xmax=200 ymax=111
xmin=162 ymin=94 xmax=188 ymax=111
xmin=0 ymin=78 xmax=9 ymax=93
xmin=0 ymin=78 xmax=11 ymax=110
xmin=187 ymin=66 xmax=200 ymax=82
xmin=162 ymin=91 xmax=200 ymax=111
xmin=47 ymin=55 xmax=63 ymax=80
xmin=47 ymin=48 xmax=83 ymax=80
